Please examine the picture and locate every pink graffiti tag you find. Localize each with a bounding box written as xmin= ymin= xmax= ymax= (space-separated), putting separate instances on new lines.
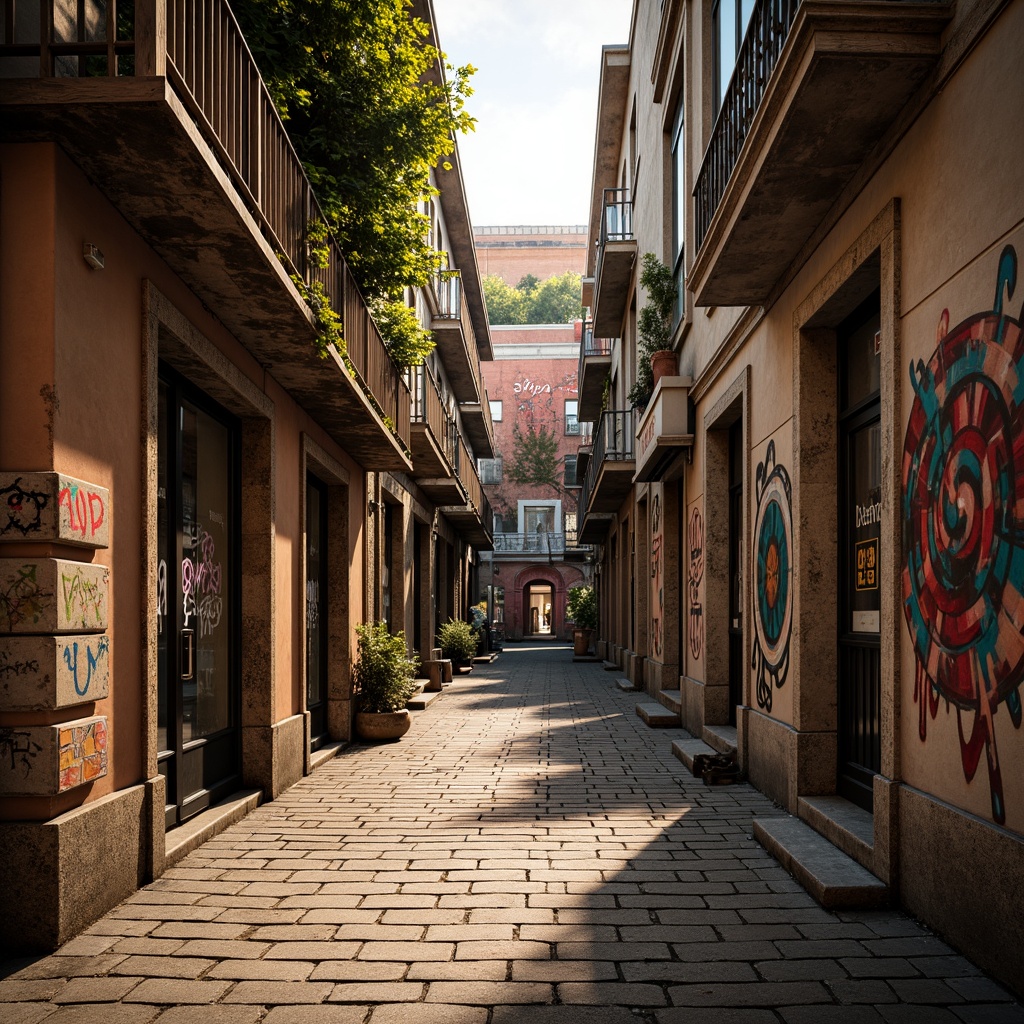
xmin=182 ymin=525 xmax=223 ymax=638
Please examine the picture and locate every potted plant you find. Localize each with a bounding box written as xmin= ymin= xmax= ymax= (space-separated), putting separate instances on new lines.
xmin=353 ymin=621 xmax=419 ymax=741
xmin=567 ymin=584 xmax=598 ymax=656
xmin=627 ymin=253 xmax=677 ymax=410
xmin=437 ymin=617 xmax=479 ymax=673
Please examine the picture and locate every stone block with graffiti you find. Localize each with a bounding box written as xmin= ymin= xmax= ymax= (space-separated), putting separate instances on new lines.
xmin=0 ymin=559 xmax=109 ymax=634
xmin=0 ymin=714 xmax=108 ymax=795
xmin=0 ymin=634 xmax=111 ymax=711
xmin=0 ymin=472 xmax=109 ymax=549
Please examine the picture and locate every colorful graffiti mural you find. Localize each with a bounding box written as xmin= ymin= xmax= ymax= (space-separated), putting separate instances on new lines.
xmin=902 ymin=245 xmax=1024 ymax=825
xmin=688 ymin=507 xmax=704 ymax=661
xmin=752 ymin=440 xmax=793 ymax=712
xmin=58 ymin=717 xmax=108 ymax=792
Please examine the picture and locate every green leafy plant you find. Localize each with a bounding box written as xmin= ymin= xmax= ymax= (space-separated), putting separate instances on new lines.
xmin=437 ymin=618 xmax=479 ymax=664
xmin=353 ymin=621 xmax=419 ymax=713
xmin=566 ymin=585 xmax=598 ymax=631
xmin=508 ymin=423 xmax=559 ymax=488
xmin=483 ymin=271 xmax=584 ymax=326
xmin=627 ymin=253 xmax=676 ymax=410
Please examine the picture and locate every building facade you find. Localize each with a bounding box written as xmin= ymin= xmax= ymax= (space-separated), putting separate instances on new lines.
xmin=474 ymin=225 xmax=588 ymax=286
xmin=0 ymin=0 xmax=492 ymax=952
xmin=579 ymin=0 xmax=1023 ymax=994
xmin=478 ymin=323 xmax=590 ymax=640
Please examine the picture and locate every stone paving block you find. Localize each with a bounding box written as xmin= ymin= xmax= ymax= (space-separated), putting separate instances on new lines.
xmin=623 ymin=961 xmax=758 ymax=984
xmin=494 ymin=1009 xmax=638 ymax=1024
xmin=155 ymin=1007 xmax=263 ymax=1024
xmin=327 ymin=983 xmax=424 ymax=1002
xmin=779 ymin=1009 xmax=886 ymax=1024
xmin=511 ymin=961 xmax=618 ymax=983
xmin=0 ymin=980 xmax=68 ymax=1002
xmin=667 ymin=980 xmax=830 ymax=1006
xmin=206 ymin=960 xmax=314 ymax=981
xmin=368 ymin=1006 xmax=487 ymax=1024
xmin=423 ymin=981 xmax=553 ymax=1004
xmin=172 ymin=940 xmax=269 ymax=960
xmin=756 ymin=958 xmax=848 ymax=981
xmin=110 ymin=957 xmax=215 ymax=979
xmin=10 ymin=956 xmax=128 ymax=980
xmin=357 ymin=941 xmax=454 ymax=961
xmin=262 ymin=942 xmax=362 ymax=960
xmin=39 ymin=1006 xmax=160 ymax=1024
xmin=454 ymin=940 xmax=550 ymax=960
xmin=656 ymin=1011 xmax=779 ymax=1024
xmin=261 ymin=1010 xmax=368 ymax=1024
xmin=52 ymin=977 xmax=142 ymax=1003
xmin=309 ymin=962 xmax=406 ymax=982
xmin=123 ymin=980 xmax=232 ymax=1004
xmin=406 ymin=962 xmax=507 ymax=982
xmin=557 ymin=982 xmax=668 ymax=1005
xmin=826 ymin=978 xmax=898 ymax=1003
xmin=221 ymin=982 xmax=334 ymax=1004
xmin=555 ymin=941 xmax=671 ymax=960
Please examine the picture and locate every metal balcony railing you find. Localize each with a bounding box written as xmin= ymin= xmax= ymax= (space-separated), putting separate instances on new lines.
xmin=694 ymin=0 xmax=800 ymax=250
xmin=434 ymin=271 xmax=463 ymax=320
xmin=408 ymin=365 xmax=456 ymax=467
xmin=0 ymin=0 xmax=410 ymax=452
xmin=578 ymin=320 xmax=615 ymax=406
xmin=492 ymin=533 xmax=567 ymax=556
xmin=579 ymin=409 xmax=635 ymax=519
xmin=600 ymin=188 xmax=634 ymax=246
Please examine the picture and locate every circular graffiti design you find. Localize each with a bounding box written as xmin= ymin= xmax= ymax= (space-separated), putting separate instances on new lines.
xmin=902 ymin=244 xmax=1024 ymax=825
xmin=752 ymin=440 xmax=793 ymax=712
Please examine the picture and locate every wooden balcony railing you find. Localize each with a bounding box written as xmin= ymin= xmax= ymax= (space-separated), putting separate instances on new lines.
xmin=0 ymin=0 xmax=410 ymax=453
xmin=694 ymin=0 xmax=800 ymax=251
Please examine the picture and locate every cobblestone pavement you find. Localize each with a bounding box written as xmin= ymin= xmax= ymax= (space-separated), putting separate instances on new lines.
xmin=2 ymin=644 xmax=1021 ymax=1024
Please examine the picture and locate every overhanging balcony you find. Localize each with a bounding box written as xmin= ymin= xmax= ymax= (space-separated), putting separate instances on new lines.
xmin=577 ymin=322 xmax=614 ymax=423
xmin=591 ymin=188 xmax=637 ymax=337
xmin=440 ymin=436 xmax=493 ymax=550
xmin=634 ymin=376 xmax=694 ymax=483
xmin=430 ymin=271 xmax=487 ymax=407
xmin=0 ymin=0 xmax=413 ymax=469
xmin=408 ymin=365 xmax=463 ymax=503
xmin=493 ymin=533 xmax=568 ymax=557
xmin=578 ymin=410 xmax=635 ymax=543
xmin=690 ymin=0 xmax=951 ymax=308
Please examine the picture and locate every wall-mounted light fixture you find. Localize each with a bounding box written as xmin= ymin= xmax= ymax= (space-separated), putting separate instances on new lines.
xmin=368 ymin=499 xmax=383 ymax=514
xmin=82 ymin=243 xmax=105 ymax=270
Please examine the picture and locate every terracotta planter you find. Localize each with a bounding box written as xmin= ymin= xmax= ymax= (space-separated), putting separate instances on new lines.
xmin=355 ymin=709 xmax=411 ymax=741
xmin=651 ymin=349 xmax=677 ymax=385
xmin=573 ymin=628 xmax=594 ymax=656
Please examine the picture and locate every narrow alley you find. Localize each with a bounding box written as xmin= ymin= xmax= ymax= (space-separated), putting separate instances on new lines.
xmin=2 ymin=645 xmax=1019 ymax=1024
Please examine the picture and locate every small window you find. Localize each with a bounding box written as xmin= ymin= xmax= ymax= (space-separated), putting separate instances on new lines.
xmin=564 ymin=455 xmax=578 ymax=488
xmin=479 ymin=457 xmax=503 ymax=485
xmin=565 ymin=400 xmax=580 ymax=435
xmin=489 ymin=400 xmax=503 ymax=422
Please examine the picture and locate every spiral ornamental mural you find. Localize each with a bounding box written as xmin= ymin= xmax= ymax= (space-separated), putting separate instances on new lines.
xmin=752 ymin=440 xmax=793 ymax=712
xmin=903 ymin=245 xmax=1024 ymax=825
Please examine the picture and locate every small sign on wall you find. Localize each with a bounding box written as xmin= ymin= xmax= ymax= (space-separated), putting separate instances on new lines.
xmin=855 ymin=538 xmax=879 ymax=591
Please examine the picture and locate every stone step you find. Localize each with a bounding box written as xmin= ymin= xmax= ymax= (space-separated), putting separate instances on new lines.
xmin=636 ymin=702 xmax=679 ymax=728
xmin=602 ymin=660 xmax=620 ymax=671
xmin=658 ymin=689 xmax=683 ymax=714
xmin=473 ymin=652 xmax=498 ymax=664
xmin=798 ymin=795 xmax=875 ymax=872
xmin=753 ymin=815 xmax=889 ymax=910
xmin=615 ymin=677 xmax=636 ymax=691
xmin=407 ymin=689 xmax=443 ymax=711
xmin=702 ymin=723 xmax=737 ymax=756
xmin=671 ymin=736 xmax=718 ymax=773
xmin=573 ymin=654 xmax=602 ymax=663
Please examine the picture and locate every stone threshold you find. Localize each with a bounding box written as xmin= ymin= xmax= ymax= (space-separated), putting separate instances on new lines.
xmin=636 ymin=702 xmax=679 ymax=728
xmin=164 ymin=788 xmax=262 ymax=869
xmin=602 ymin=660 xmax=620 ymax=671
xmin=798 ymin=793 xmax=875 ymax=873
xmin=407 ymin=688 xmax=443 ymax=711
xmin=309 ymin=741 xmax=346 ymax=771
xmin=671 ymin=735 xmax=716 ymax=772
xmin=754 ymin=814 xmax=888 ymax=910
xmin=615 ymin=677 xmax=636 ymax=691
xmin=657 ymin=689 xmax=683 ymax=714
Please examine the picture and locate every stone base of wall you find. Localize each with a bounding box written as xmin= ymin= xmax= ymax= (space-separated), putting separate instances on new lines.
xmin=898 ymin=785 xmax=1024 ymax=1000
xmin=746 ymin=711 xmax=798 ymax=811
xmin=0 ymin=783 xmax=148 ymax=954
xmin=243 ymin=714 xmax=305 ymax=800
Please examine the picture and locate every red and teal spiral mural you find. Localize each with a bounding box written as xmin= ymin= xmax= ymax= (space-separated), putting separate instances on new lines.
xmin=752 ymin=440 xmax=793 ymax=712
xmin=902 ymin=245 xmax=1024 ymax=825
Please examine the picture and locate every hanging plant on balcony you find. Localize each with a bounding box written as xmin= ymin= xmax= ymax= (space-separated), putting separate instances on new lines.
xmin=627 ymin=253 xmax=676 ymax=411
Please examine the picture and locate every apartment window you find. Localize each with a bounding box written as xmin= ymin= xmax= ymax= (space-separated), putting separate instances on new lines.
xmin=713 ymin=0 xmax=755 ymax=118
xmin=494 ymin=512 xmax=517 ymax=534
xmin=565 ymin=512 xmax=578 ymax=545
xmin=564 ymin=455 xmax=578 ymax=488
xmin=565 ymin=400 xmax=580 ymax=435
xmin=490 ymin=400 xmax=503 ymax=422
xmin=671 ymin=92 xmax=686 ymax=323
xmin=478 ymin=457 xmax=503 ymax=485
xmin=525 ymin=506 xmax=556 ymax=535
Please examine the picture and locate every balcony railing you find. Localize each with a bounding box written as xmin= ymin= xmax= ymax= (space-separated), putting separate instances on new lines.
xmin=579 ymin=409 xmax=635 ymax=519
xmin=600 ymin=188 xmax=634 ymax=245
xmin=408 ymin=364 xmax=456 ymax=466
xmin=0 ymin=0 xmax=410 ymax=453
xmin=694 ymin=0 xmax=800 ymax=250
xmin=492 ymin=533 xmax=567 ymax=556
xmin=434 ymin=271 xmax=463 ymax=320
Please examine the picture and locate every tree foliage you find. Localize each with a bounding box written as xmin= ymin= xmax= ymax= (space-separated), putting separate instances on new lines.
xmin=483 ymin=271 xmax=583 ymax=325
xmin=508 ymin=423 xmax=560 ymax=488
xmin=233 ymin=0 xmax=475 ymax=357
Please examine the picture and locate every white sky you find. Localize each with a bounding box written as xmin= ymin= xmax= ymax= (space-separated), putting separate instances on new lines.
xmin=431 ymin=1 xmax=633 ymax=227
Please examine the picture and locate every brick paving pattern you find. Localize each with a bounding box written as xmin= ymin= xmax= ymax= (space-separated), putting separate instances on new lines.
xmin=2 ymin=643 xmax=1021 ymax=1023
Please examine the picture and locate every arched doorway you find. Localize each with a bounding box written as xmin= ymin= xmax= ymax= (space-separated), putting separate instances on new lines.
xmin=524 ymin=580 xmax=554 ymax=636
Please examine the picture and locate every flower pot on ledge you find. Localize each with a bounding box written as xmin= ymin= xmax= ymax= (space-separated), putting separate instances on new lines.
xmin=651 ymin=349 xmax=678 ymax=385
